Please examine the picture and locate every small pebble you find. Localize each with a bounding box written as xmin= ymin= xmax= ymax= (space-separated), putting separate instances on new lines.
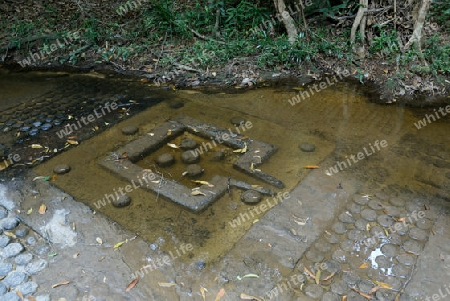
xmin=112 ymin=195 xmax=131 ymax=208
xmin=155 ymin=153 xmax=175 ymax=167
xmin=181 ymin=151 xmax=200 ymax=164
xmin=122 ymin=125 xmax=138 ymax=135
xmin=240 ymin=190 xmax=262 ymax=204
xmin=185 ymin=164 xmax=203 ymax=177
xmin=15 ymin=227 xmax=29 ymax=238
xmin=53 ymin=164 xmax=71 ymax=174
xmin=1 ymin=217 xmax=19 ymax=230
xmin=299 ymin=142 xmax=316 ymax=152
xmin=15 ymin=253 xmax=33 ymax=266
xmin=169 ymin=100 xmax=184 ymax=109
xmin=230 ymin=117 xmax=245 ymax=126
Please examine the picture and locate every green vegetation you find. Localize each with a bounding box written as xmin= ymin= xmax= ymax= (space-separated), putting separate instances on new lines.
xmin=0 ymin=0 xmax=448 ymax=96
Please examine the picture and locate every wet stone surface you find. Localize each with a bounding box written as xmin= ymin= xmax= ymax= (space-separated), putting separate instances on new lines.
xmin=342 ymin=272 xmax=360 ymax=285
xmin=402 ymin=240 xmax=422 ymax=255
xmin=332 ymin=222 xmax=347 ymax=234
xmin=338 ymin=212 xmax=355 ymax=224
xmin=347 ymin=202 xmax=361 ymax=214
xmin=358 ymin=279 xmax=374 ymax=293
xmin=396 ymin=254 xmax=416 ymax=266
xmin=305 ymin=284 xmax=324 ymax=299
xmin=306 ymin=250 xmax=324 ymax=263
xmin=331 ymin=280 xmax=348 ymax=295
xmin=392 ymin=263 xmax=409 ymax=278
xmin=368 ymin=199 xmax=384 ymax=210
xmin=353 ymin=195 xmax=370 ymax=205
xmin=389 ymin=197 xmax=406 ymax=207
xmin=377 ymin=214 xmax=395 ymax=227
xmin=381 ymin=244 xmax=398 ymax=257
xmin=376 ymin=289 xmax=397 ymax=301
xmin=361 ymin=209 xmax=377 ymax=221
xmin=292 ymin=189 xmax=436 ymax=301
xmin=375 ymin=255 xmax=391 ymax=268
xmin=355 ymin=219 xmax=368 ymax=231
xmin=408 ymin=227 xmax=428 ymax=241
xmin=322 ymin=292 xmax=340 ymax=301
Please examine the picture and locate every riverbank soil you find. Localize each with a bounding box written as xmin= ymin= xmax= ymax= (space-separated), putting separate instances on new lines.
xmin=0 ymin=0 xmax=449 ymax=103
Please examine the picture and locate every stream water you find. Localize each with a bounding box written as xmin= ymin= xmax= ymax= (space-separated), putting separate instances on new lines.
xmin=1 ymin=69 xmax=449 ymax=299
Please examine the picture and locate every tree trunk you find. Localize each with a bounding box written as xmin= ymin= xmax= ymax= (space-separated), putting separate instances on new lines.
xmin=350 ymin=0 xmax=368 ymax=44
xmin=404 ymin=0 xmax=431 ymax=65
xmin=273 ymin=0 xmax=298 ymax=44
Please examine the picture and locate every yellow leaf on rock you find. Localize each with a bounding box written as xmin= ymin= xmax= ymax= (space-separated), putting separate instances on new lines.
xmin=359 ymin=262 xmax=369 ymax=269
xmin=315 ymin=269 xmax=321 ymax=284
xmin=372 ymin=280 xmax=393 ymax=289
xmin=38 ymin=204 xmax=47 ymax=214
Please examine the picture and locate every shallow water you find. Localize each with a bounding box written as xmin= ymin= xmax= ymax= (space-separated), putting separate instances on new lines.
xmin=1 ymin=70 xmax=449 ymax=279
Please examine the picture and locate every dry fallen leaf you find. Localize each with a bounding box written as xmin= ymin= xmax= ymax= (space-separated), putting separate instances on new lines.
xmin=304 ymin=267 xmax=315 ymax=279
xmin=240 ymin=293 xmax=262 ymax=300
xmin=15 ymin=290 xmax=24 ymax=301
xmin=38 ymin=204 xmax=47 ymax=214
xmin=26 ymin=296 xmax=37 ymax=301
xmin=359 ymin=262 xmax=369 ymax=269
xmin=52 ymin=281 xmax=70 ymax=288
xmin=215 ymin=288 xmax=225 ymax=301
xmin=158 ymin=282 xmax=176 ymax=287
xmin=191 ymin=190 xmax=206 ymax=196
xmin=66 ymin=139 xmax=79 ymax=145
xmin=369 ymin=286 xmax=380 ymax=294
xmin=167 ymin=143 xmax=179 ymax=149
xmin=351 ymin=287 xmax=373 ymax=299
xmin=31 ymin=144 xmax=43 ymax=149
xmin=304 ymin=165 xmax=320 ymax=169
xmin=315 ymin=269 xmax=321 ymax=285
xmin=322 ymin=272 xmax=335 ymax=282
xmin=126 ymin=278 xmax=139 ymax=291
xmin=371 ymin=280 xmax=393 ymax=289
xmin=191 ymin=180 xmax=215 ymax=187
xmin=200 ymin=286 xmax=207 ymax=301
xmin=26 ymin=208 xmax=33 ymax=215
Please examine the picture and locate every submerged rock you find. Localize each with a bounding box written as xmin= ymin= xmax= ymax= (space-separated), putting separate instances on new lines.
xmin=112 ymin=195 xmax=131 ymax=208
xmin=122 ymin=125 xmax=138 ymax=135
xmin=299 ymin=142 xmax=316 ymax=152
xmin=181 ymin=151 xmax=200 ymax=164
xmin=240 ymin=190 xmax=262 ymax=204
xmin=53 ymin=164 xmax=71 ymax=175
xmin=185 ymin=164 xmax=203 ymax=177
xmin=156 ymin=153 xmax=174 ymax=167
